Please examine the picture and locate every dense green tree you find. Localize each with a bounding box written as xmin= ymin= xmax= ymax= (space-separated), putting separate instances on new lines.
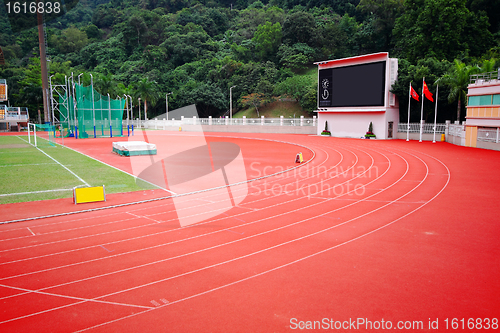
xmin=282 ymin=11 xmax=318 ymax=47
xmin=393 ymin=0 xmax=493 ymax=63
xmin=357 ymin=0 xmax=403 ymax=50
xmin=278 ymin=43 xmax=316 ymax=70
xmin=252 ymin=22 xmax=282 ymax=61
xmin=391 ymin=58 xmax=454 ymax=122
xmin=320 ymin=14 xmax=359 ymax=59
xmin=438 ymin=59 xmax=479 ymax=121
xmin=50 ymin=26 xmax=89 ymax=54
xmin=274 ymin=74 xmax=316 ymax=112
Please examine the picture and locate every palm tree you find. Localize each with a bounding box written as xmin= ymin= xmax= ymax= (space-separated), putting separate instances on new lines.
xmin=438 ymin=59 xmax=479 ymax=122
xmin=94 ymin=73 xmax=116 ymax=97
xmin=134 ymin=78 xmax=159 ymax=120
xmin=479 ymin=57 xmax=497 ymax=73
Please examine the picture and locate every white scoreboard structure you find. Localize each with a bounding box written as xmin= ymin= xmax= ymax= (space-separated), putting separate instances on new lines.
xmin=315 ymin=52 xmax=399 ymax=139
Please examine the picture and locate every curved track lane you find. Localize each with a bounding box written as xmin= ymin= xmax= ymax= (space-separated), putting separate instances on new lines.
xmin=0 ymin=133 xmax=498 ymax=333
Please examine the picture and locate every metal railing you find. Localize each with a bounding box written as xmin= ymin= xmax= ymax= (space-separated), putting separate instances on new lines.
xmin=477 ymin=127 xmax=500 ymax=143
xmin=0 ymin=106 xmax=29 ymax=121
xmin=470 ymin=70 xmax=500 ymax=84
xmin=397 ymin=122 xmax=446 ymax=134
xmin=141 ymin=116 xmax=317 ymax=128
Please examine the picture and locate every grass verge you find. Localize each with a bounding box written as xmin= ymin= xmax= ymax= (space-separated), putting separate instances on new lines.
xmin=0 ymin=135 xmax=154 ymax=204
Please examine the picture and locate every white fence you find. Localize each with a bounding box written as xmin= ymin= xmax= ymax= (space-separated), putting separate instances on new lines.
xmin=397 ymin=122 xmax=447 ymax=134
xmin=0 ymin=106 xmax=29 ymax=121
xmin=136 ymin=116 xmax=317 ymax=129
xmin=477 ymin=127 xmax=500 ymax=143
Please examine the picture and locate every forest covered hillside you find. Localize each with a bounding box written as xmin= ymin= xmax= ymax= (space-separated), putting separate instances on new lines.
xmin=0 ymin=0 xmax=499 ymax=121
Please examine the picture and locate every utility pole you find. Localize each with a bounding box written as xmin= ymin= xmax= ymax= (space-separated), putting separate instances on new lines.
xmin=37 ymin=5 xmax=49 ymax=123
xmin=230 ymin=85 xmax=236 ymax=119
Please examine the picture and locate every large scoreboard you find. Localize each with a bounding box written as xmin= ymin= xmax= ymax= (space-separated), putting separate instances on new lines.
xmin=318 ymin=61 xmax=386 ymax=108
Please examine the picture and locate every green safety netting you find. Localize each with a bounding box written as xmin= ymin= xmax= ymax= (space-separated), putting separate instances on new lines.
xmin=59 ymin=83 xmax=126 ymax=138
xmin=30 ymin=123 xmax=57 ymax=147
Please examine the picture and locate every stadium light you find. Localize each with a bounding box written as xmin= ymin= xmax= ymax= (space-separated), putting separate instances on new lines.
xmin=138 ymin=98 xmax=141 ymax=126
xmin=166 ymin=92 xmax=172 ymax=121
xmin=230 ymin=85 xmax=236 ymax=119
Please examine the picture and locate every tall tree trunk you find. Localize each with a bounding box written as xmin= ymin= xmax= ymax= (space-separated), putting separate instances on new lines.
xmin=253 ymin=102 xmax=259 ymax=117
xmin=144 ymin=99 xmax=148 ymax=120
xmin=457 ymin=99 xmax=461 ymax=122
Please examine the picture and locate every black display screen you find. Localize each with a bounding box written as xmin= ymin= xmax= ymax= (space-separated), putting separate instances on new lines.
xmin=318 ymin=61 xmax=386 ymax=108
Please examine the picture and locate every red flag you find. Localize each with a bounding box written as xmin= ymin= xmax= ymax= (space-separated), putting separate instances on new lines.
xmin=423 ymin=81 xmax=434 ymax=102
xmin=410 ymin=85 xmax=419 ymax=101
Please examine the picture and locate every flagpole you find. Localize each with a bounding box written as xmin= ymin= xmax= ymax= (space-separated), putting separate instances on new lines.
xmin=433 ymin=84 xmax=439 ymax=143
xmin=419 ymin=77 xmax=425 ymax=142
xmin=407 ymin=82 xmax=411 ymax=141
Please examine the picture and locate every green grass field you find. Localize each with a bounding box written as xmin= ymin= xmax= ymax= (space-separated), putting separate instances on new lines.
xmin=0 ymin=134 xmax=154 ymax=204
xmin=233 ymin=100 xmax=311 ymax=119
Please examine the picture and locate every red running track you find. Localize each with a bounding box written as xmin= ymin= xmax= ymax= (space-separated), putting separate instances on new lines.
xmin=0 ymin=132 xmax=499 ymax=332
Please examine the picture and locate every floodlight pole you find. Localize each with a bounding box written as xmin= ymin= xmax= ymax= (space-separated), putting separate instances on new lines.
xmin=166 ymin=92 xmax=172 ymax=121
xmin=138 ymin=98 xmax=142 ymax=128
xmin=124 ymin=94 xmax=129 ymax=126
xmin=128 ymin=95 xmax=133 ymax=131
xmin=108 ymin=93 xmax=112 ymax=137
xmin=230 ymin=85 xmax=236 ymax=119
xmin=90 ymin=74 xmax=96 ymax=138
xmin=49 ymin=75 xmax=55 ymax=124
xmin=70 ymin=73 xmax=77 ymax=138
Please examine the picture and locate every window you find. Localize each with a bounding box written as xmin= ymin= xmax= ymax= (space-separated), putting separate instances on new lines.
xmin=469 ymin=94 xmax=500 ymax=106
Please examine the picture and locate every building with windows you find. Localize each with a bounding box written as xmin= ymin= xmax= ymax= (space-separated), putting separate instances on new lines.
xmin=465 ymin=70 xmax=500 ymax=149
xmin=0 ymin=79 xmax=29 ymax=131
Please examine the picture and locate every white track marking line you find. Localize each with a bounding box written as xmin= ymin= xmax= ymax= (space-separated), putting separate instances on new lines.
xmin=26 ymin=228 xmax=35 ymax=236
xmin=2 ymin=136 xmax=86 ymax=193
xmin=0 ymin=283 xmax=154 ymax=310
xmin=0 ymin=163 xmax=58 ymax=167
xmin=36 ymin=147 xmax=89 ymax=187
xmin=0 ymin=188 xmax=73 ymax=197
xmin=0 ymin=287 xmax=154 ymax=326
